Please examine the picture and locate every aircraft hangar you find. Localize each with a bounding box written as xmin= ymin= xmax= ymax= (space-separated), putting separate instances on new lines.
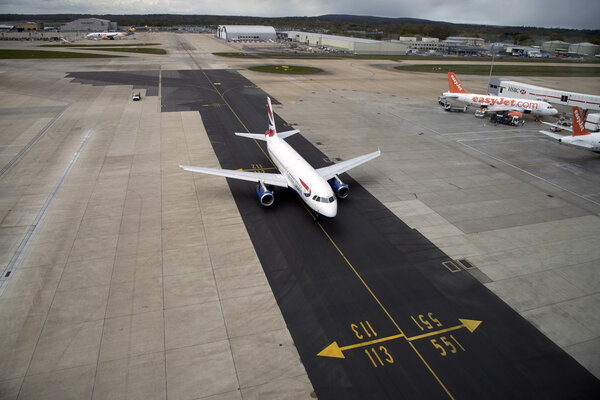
xmin=215 ymin=25 xmax=277 ymax=42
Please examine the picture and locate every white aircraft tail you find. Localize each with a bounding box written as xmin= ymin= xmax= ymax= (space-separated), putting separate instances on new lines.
xmin=234 ymin=96 xmax=299 ymax=141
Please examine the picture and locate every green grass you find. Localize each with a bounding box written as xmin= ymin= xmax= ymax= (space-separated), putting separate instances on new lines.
xmin=248 ymin=65 xmax=323 ymax=74
xmin=0 ymin=49 xmax=123 ymax=59
xmin=258 ymin=53 xmax=343 ymax=59
xmin=394 ymin=64 xmax=600 ymax=77
xmin=41 ymin=43 xmax=161 ymax=47
xmin=75 ymin=47 xmax=166 ymax=55
xmin=213 ymin=52 xmax=259 ymax=58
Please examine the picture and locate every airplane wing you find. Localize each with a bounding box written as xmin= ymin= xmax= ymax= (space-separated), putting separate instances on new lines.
xmin=179 ymin=165 xmax=289 ymax=187
xmin=278 ymin=129 xmax=300 ymax=139
xmin=316 ymin=150 xmax=381 ymax=180
xmin=235 ymin=132 xmax=267 ymax=141
xmin=235 ymin=129 xmax=299 ymax=141
xmin=538 ymin=130 xmax=566 ymax=141
xmin=540 ymin=121 xmax=573 ymax=132
xmin=485 ymin=105 xmax=517 ymax=113
xmin=569 ymin=140 xmax=595 ymax=150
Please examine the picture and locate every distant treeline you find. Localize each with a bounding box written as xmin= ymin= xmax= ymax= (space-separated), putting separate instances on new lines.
xmin=2 ymin=13 xmax=599 ymax=44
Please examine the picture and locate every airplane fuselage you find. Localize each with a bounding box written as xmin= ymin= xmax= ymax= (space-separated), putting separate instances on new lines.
xmin=86 ymin=32 xmax=125 ymax=40
xmin=443 ymin=92 xmax=558 ymax=116
xmin=558 ymin=133 xmax=600 ymax=151
xmin=266 ymin=136 xmax=337 ymax=218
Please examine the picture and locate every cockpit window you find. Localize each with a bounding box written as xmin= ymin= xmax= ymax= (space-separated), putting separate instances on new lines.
xmin=312 ymin=194 xmax=336 ymax=203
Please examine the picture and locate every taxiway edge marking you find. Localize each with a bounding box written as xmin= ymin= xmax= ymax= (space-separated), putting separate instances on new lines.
xmin=0 ymin=129 xmax=94 ymax=296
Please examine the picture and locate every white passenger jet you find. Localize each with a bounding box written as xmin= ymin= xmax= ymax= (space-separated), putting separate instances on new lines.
xmin=442 ymin=72 xmax=558 ymax=116
xmin=86 ymin=27 xmax=135 ymax=40
xmin=539 ymin=106 xmax=600 ymax=151
xmin=179 ymin=97 xmax=381 ymax=218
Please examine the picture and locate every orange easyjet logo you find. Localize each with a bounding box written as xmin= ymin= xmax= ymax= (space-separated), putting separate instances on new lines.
xmin=451 ymin=75 xmax=464 ymax=92
xmin=574 ymin=108 xmax=585 ymax=131
xmin=470 ymin=96 xmax=539 ymax=110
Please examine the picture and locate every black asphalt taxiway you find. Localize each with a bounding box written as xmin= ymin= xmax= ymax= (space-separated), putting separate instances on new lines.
xmin=75 ymin=69 xmax=600 ymax=399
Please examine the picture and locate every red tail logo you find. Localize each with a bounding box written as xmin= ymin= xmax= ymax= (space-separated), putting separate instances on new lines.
xmin=300 ymin=178 xmax=311 ymax=197
xmin=572 ymin=107 xmax=589 ymax=136
xmin=266 ymin=97 xmax=276 ymax=136
xmin=448 ymin=72 xmax=468 ymax=94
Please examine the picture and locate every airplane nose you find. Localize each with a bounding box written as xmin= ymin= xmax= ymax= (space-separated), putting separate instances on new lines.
xmin=321 ymin=203 xmax=337 ymax=218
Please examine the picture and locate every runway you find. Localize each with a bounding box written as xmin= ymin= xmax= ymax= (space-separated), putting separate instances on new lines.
xmin=159 ymin=69 xmax=600 ymax=399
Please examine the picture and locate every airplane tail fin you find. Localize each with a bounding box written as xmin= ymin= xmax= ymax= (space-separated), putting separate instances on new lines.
xmin=572 ymin=107 xmax=590 ymax=136
xmin=236 ymin=96 xmax=300 ymax=141
xmin=448 ymin=72 xmax=469 ymax=94
xmin=266 ymin=97 xmax=277 ymax=137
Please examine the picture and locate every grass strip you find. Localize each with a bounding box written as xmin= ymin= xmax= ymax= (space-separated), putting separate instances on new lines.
xmin=0 ymin=49 xmax=123 ymax=59
xmin=248 ymin=65 xmax=323 ymax=74
xmin=75 ymin=47 xmax=166 ymax=55
xmin=41 ymin=43 xmax=161 ymax=47
xmin=213 ymin=52 xmax=259 ymax=58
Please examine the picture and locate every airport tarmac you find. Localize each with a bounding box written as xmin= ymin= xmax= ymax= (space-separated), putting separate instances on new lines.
xmin=0 ymin=33 xmax=599 ymax=399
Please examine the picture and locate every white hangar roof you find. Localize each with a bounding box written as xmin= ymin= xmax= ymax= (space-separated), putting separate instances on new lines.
xmin=218 ymin=25 xmax=276 ymax=34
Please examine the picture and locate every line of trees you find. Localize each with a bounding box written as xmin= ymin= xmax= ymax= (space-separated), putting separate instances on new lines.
xmin=1 ymin=13 xmax=598 ymax=44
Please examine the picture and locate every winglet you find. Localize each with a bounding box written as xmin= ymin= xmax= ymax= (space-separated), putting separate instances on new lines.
xmin=448 ymin=72 xmax=469 ymax=94
xmin=572 ymin=107 xmax=590 ymax=136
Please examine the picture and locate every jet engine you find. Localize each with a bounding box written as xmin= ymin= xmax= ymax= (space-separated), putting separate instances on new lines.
xmin=329 ymin=175 xmax=349 ymax=199
xmin=256 ymin=181 xmax=274 ymax=206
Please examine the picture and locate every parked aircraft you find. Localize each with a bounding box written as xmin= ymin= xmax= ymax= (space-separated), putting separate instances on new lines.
xmin=86 ymin=27 xmax=135 ymax=40
xmin=442 ymin=72 xmax=558 ymax=116
xmin=179 ymin=97 xmax=381 ymax=218
xmin=539 ymin=106 xmax=600 ymax=151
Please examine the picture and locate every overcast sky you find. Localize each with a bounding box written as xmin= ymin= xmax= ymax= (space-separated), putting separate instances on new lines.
xmin=2 ymin=0 xmax=598 ymax=30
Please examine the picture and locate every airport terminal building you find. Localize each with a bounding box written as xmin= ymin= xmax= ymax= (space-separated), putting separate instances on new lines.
xmin=216 ymin=25 xmax=276 ymax=42
xmin=283 ymin=31 xmax=408 ymax=55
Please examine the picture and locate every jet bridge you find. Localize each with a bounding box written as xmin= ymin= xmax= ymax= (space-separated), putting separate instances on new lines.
xmin=488 ymin=77 xmax=600 ymax=112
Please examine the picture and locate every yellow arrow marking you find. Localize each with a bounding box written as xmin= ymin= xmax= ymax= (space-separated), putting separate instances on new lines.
xmin=318 ymin=319 xmax=481 ymax=358
xmin=318 ymin=341 xmax=344 ymax=358
xmin=460 ymin=318 xmax=482 ymax=333
xmin=406 ymin=319 xmax=481 ymax=341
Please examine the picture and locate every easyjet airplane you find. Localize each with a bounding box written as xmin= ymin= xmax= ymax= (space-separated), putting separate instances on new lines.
xmin=539 ymin=106 xmax=600 ymax=151
xmin=86 ymin=27 xmax=135 ymax=40
xmin=442 ymin=72 xmax=558 ymax=116
xmin=180 ymin=97 xmax=381 ymax=218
